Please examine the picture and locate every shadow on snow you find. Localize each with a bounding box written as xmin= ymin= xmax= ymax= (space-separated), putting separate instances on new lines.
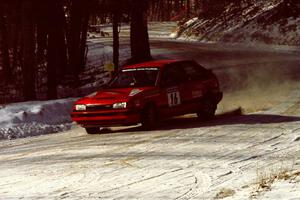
xmin=99 ymin=108 xmax=300 ymax=133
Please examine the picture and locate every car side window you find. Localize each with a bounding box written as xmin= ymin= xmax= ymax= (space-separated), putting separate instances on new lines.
xmin=181 ymin=61 xmax=208 ymax=81
xmin=161 ymin=64 xmax=186 ymax=87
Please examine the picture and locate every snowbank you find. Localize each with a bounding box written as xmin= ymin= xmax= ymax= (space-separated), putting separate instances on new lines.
xmin=0 ymin=98 xmax=76 ymax=140
xmin=172 ymin=0 xmax=300 ymax=46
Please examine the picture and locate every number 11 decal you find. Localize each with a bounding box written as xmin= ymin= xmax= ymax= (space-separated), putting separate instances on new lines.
xmin=167 ymin=91 xmax=181 ymax=107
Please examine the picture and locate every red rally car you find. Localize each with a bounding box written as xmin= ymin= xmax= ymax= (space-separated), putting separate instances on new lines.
xmin=71 ymin=60 xmax=223 ymax=134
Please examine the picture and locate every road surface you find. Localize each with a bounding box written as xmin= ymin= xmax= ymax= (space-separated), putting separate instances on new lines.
xmin=0 ymin=23 xmax=300 ymax=199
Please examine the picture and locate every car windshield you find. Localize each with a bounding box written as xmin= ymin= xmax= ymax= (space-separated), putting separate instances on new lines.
xmin=109 ymin=67 xmax=159 ymax=88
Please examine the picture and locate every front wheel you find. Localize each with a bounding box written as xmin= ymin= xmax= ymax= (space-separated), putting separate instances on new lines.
xmin=197 ymin=98 xmax=217 ymax=121
xmin=141 ymin=105 xmax=158 ymax=130
xmin=85 ymin=127 xmax=100 ymax=134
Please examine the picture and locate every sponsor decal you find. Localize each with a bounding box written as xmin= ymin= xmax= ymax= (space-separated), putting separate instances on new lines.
xmin=166 ymin=86 xmax=179 ymax=93
xmin=122 ymin=67 xmax=159 ymax=72
xmin=192 ymin=90 xmax=203 ymax=98
xmin=129 ymin=89 xmax=143 ymax=96
xmin=86 ymin=92 xmax=97 ymax=98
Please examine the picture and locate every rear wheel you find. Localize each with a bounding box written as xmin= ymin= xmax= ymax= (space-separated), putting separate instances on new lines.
xmin=197 ymin=98 xmax=217 ymax=121
xmin=141 ymin=105 xmax=158 ymax=130
xmin=85 ymin=127 xmax=100 ymax=134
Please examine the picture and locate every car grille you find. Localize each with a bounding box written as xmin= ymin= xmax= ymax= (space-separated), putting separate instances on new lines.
xmin=85 ymin=104 xmax=112 ymax=111
xmin=72 ymin=113 xmax=117 ymax=117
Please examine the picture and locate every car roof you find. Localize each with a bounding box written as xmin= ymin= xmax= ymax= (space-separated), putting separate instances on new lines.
xmin=123 ymin=60 xmax=189 ymax=69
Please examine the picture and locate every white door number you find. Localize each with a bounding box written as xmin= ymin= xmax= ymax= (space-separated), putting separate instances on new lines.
xmin=167 ymin=91 xmax=181 ymax=107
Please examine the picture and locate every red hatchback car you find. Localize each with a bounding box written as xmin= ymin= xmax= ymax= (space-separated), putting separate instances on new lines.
xmin=71 ymin=60 xmax=222 ymax=134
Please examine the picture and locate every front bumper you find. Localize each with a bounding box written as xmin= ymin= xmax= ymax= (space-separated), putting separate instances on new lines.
xmin=71 ymin=109 xmax=141 ymax=128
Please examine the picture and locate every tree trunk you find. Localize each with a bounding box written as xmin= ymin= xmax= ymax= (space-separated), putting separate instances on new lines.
xmin=130 ymin=0 xmax=151 ymax=64
xmin=68 ymin=0 xmax=89 ymax=76
xmin=36 ymin=1 xmax=48 ymax=64
xmin=11 ymin=2 xmax=21 ymax=73
xmin=46 ymin=0 xmax=67 ymax=99
xmin=186 ymin=0 xmax=190 ymax=18
xmin=79 ymin=10 xmax=89 ymax=72
xmin=0 ymin=14 xmax=12 ymax=82
xmin=113 ymin=12 xmax=120 ymax=70
xmin=47 ymin=33 xmax=58 ymax=99
xmin=21 ymin=1 xmax=36 ymax=100
xmin=68 ymin=0 xmax=83 ymax=76
xmin=175 ymin=0 xmax=180 ymax=13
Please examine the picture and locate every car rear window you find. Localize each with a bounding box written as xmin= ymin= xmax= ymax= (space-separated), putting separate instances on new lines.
xmin=181 ymin=62 xmax=208 ymax=81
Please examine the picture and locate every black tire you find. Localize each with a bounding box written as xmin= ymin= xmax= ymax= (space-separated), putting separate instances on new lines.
xmin=197 ymin=98 xmax=217 ymax=121
xmin=141 ymin=104 xmax=158 ymax=130
xmin=85 ymin=127 xmax=100 ymax=134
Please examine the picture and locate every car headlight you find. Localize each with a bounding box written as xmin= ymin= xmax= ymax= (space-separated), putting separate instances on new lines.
xmin=75 ymin=104 xmax=86 ymax=111
xmin=112 ymin=102 xmax=127 ymax=109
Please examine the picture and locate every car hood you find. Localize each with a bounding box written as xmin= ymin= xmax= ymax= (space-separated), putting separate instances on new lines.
xmin=95 ymin=88 xmax=143 ymax=100
xmin=76 ymin=87 xmax=152 ymax=104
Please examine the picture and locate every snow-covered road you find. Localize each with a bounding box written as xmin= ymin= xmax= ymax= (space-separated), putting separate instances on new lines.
xmin=0 ymin=91 xmax=299 ymax=199
xmin=1 ymin=24 xmax=300 ymax=199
